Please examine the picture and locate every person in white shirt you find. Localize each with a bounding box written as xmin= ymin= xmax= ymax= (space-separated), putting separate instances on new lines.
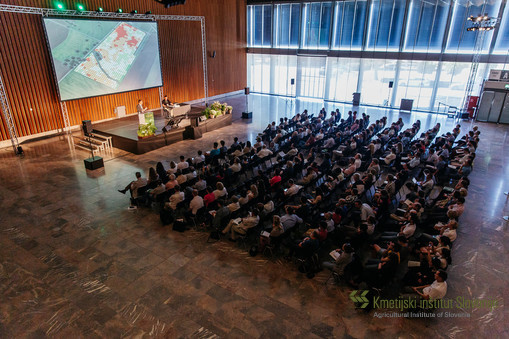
xmin=323 ymin=137 xmax=335 ymax=149
xmin=222 ymin=209 xmax=260 ymax=240
xmin=193 ymin=150 xmax=205 ymax=165
xmin=168 ymin=185 xmax=184 ymax=210
xmin=315 ymin=129 xmax=324 ymax=140
xmin=177 ymin=156 xmax=189 ymax=170
xmin=118 ymin=172 xmax=147 ymax=198
xmin=354 ymin=153 xmax=362 ymax=169
xmin=284 ymin=179 xmax=302 ymax=196
xmin=353 ymin=200 xmax=375 ymax=224
xmin=412 ymin=270 xmax=448 ymax=300
xmin=419 ymin=173 xmax=434 ymax=195
xmin=383 ymin=148 xmax=397 ymax=165
xmin=227 ymin=196 xmax=240 ymax=212
xmin=213 ymin=182 xmax=228 ymax=199
xmin=253 ymin=137 xmax=263 ymax=149
xmin=229 ymin=158 xmax=242 ymax=173
xmin=188 ymin=189 xmax=204 ymax=215
xmin=176 ymin=170 xmax=187 ymax=185
xmin=166 ymin=161 xmax=177 ymax=175
xmin=407 ymin=153 xmax=421 ymax=168
xmin=185 ymin=167 xmax=197 ymax=181
xmin=193 ymin=175 xmax=207 ymax=191
xmin=257 ymin=145 xmax=273 ymax=158
xmin=286 ymin=145 xmax=298 ymax=157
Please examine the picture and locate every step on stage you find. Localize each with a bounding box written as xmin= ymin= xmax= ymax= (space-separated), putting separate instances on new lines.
xmin=92 ymin=106 xmax=232 ymax=154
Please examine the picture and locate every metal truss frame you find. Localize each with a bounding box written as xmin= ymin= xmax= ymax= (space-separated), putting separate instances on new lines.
xmin=59 ymin=101 xmax=71 ymax=134
xmin=0 ymin=72 xmax=19 ymax=153
xmin=0 ymin=4 xmax=208 ymax=152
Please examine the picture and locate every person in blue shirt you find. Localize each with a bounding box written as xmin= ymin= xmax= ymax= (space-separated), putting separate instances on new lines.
xmin=209 ymin=142 xmax=220 ymax=157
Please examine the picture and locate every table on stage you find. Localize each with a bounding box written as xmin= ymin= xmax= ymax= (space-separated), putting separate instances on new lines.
xmin=163 ymin=104 xmax=191 ymax=118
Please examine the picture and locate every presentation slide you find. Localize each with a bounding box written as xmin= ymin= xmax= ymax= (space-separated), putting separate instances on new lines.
xmin=43 ymin=18 xmax=163 ymax=101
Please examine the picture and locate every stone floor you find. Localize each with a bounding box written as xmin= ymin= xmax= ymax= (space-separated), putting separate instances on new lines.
xmin=0 ymin=94 xmax=508 ymax=338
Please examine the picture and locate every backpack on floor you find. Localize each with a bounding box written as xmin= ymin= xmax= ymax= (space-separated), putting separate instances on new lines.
xmin=160 ymin=209 xmax=173 ymax=225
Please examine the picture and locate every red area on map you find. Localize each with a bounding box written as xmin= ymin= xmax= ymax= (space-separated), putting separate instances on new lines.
xmin=115 ymin=25 xmax=128 ymax=41
xmin=126 ymin=37 xmax=139 ymax=47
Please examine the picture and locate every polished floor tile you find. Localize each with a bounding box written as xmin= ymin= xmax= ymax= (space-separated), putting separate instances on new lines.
xmin=0 ymin=94 xmax=508 ymax=337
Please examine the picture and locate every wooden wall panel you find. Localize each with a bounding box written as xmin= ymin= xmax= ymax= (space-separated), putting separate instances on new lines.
xmin=0 ymin=0 xmax=247 ymax=141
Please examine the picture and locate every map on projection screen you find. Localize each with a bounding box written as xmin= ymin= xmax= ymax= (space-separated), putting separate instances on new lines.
xmin=43 ymin=18 xmax=163 ymax=101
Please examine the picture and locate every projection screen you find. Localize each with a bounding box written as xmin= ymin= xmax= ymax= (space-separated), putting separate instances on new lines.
xmin=43 ymin=18 xmax=163 ymax=101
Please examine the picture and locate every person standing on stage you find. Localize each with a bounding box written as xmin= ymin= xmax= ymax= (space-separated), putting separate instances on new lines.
xmin=162 ymin=95 xmax=173 ymax=118
xmin=137 ymin=99 xmax=147 ymax=114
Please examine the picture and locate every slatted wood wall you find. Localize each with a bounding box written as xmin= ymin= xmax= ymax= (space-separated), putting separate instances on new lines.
xmin=0 ymin=0 xmax=247 ymax=141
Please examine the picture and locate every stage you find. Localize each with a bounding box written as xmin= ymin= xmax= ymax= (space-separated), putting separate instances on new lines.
xmin=92 ymin=106 xmax=232 ymax=154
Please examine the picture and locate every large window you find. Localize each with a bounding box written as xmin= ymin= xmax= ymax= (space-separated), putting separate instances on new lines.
xmin=326 ymin=57 xmax=360 ymax=101
xmin=247 ymin=0 xmax=509 ymax=112
xmin=247 ymin=5 xmax=272 ymax=47
xmin=273 ymin=4 xmax=301 ymax=48
xmin=247 ymin=54 xmax=271 ymax=93
xmin=366 ymin=0 xmax=406 ymax=51
xmin=248 ymin=54 xmax=505 ymax=112
xmin=248 ymin=1 xmax=509 ymax=52
xmin=301 ymin=2 xmax=333 ymax=49
xmin=359 ymin=59 xmax=397 ymax=105
xmin=494 ymin=3 xmax=509 ymax=54
xmin=404 ymin=0 xmax=450 ymax=52
xmin=394 ymin=60 xmax=438 ymax=109
xmin=332 ymin=0 xmax=368 ymax=50
xmin=297 ymin=56 xmax=327 ymax=98
xmin=446 ymin=0 xmax=501 ymax=52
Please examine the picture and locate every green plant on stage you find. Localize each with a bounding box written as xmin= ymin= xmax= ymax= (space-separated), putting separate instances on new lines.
xmin=202 ymin=107 xmax=212 ymax=119
xmin=202 ymin=101 xmax=232 ymax=119
xmin=137 ymin=121 xmax=156 ymax=137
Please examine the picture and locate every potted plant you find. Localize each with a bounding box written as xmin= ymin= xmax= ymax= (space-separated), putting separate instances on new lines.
xmin=137 ymin=122 xmax=156 ymax=139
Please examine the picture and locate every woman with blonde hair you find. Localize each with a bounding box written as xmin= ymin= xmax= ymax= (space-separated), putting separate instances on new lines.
xmin=213 ymin=181 xmax=227 ymax=199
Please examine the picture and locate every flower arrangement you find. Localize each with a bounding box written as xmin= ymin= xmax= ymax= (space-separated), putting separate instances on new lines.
xmin=137 ymin=121 xmax=157 ymax=138
xmin=202 ymin=101 xmax=232 ymax=119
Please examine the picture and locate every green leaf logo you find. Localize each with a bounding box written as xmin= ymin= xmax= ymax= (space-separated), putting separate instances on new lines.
xmin=349 ymin=290 xmax=369 ymax=308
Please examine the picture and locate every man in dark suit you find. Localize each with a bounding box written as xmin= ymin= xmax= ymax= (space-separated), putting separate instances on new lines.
xmin=137 ymin=99 xmax=147 ymax=114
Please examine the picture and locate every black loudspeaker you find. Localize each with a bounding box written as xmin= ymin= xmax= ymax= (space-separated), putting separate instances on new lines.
xmin=352 ymin=92 xmax=361 ymax=106
xmin=84 ymin=156 xmax=104 ymax=170
xmin=242 ymin=112 xmax=252 ymax=119
xmin=291 ymin=78 xmax=295 ymax=85
xmin=389 ymin=81 xmax=394 ymax=88
xmin=211 ymin=50 xmax=216 ymax=58
xmin=244 ymin=87 xmax=250 ymax=95
xmin=82 ymin=120 xmax=92 ymax=136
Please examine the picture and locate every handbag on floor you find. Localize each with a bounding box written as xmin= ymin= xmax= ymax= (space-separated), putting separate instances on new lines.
xmin=160 ymin=208 xmax=174 ymax=225
xmin=173 ymin=218 xmax=186 ymax=232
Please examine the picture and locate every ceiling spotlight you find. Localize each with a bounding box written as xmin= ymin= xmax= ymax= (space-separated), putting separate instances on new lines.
xmin=55 ymin=2 xmax=65 ymax=10
xmin=96 ymin=7 xmax=104 ymax=12
xmin=468 ymin=15 xmax=474 ymax=21
xmin=77 ymin=4 xmax=85 ymax=11
xmin=116 ymin=8 xmax=123 ymax=13
xmin=131 ymin=10 xmax=138 ymax=14
xmin=145 ymin=11 xmax=152 ymax=15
